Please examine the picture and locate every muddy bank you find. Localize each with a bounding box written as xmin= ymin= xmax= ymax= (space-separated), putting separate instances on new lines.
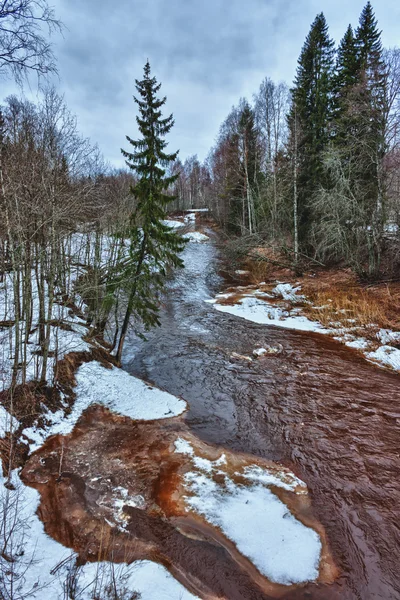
xmin=21 ymin=404 xmax=336 ymax=599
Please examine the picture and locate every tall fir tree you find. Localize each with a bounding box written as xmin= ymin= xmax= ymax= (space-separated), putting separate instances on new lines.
xmin=115 ymin=61 xmax=185 ymax=362
xmin=322 ymin=3 xmax=388 ymax=276
xmin=335 ymin=25 xmax=359 ymax=112
xmin=354 ymin=2 xmax=387 ymax=275
xmin=290 ymin=12 xmax=335 ymax=243
xmin=333 ymin=25 xmax=360 ymax=149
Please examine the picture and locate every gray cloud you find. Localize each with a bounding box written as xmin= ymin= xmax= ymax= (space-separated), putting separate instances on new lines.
xmin=2 ymin=0 xmax=400 ymax=167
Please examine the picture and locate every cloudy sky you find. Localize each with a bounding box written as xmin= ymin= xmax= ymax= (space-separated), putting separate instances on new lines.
xmin=3 ymin=0 xmax=399 ymax=168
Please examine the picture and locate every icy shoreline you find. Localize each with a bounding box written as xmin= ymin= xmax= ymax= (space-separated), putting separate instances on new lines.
xmin=208 ymin=282 xmax=400 ymax=373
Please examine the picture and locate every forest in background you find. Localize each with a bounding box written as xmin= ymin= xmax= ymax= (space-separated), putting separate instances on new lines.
xmin=172 ymin=2 xmax=400 ymax=280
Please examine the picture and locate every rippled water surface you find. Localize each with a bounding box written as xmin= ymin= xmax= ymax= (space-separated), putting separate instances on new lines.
xmin=121 ymin=234 xmax=400 ymax=600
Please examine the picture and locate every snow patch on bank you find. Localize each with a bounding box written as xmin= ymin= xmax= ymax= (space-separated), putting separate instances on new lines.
xmin=0 ymin=471 xmax=198 ymax=599
xmin=162 ymin=219 xmax=185 ymax=230
xmin=22 ymin=362 xmax=186 ymax=451
xmin=367 ymin=345 xmax=400 ymax=371
xmin=273 ymin=283 xmax=305 ymax=303
xmin=209 ymin=294 xmax=324 ymax=333
xmin=74 ymin=362 xmax=187 ymax=421
xmin=183 ymin=231 xmax=209 ymax=243
xmin=175 ymin=438 xmax=321 ymax=586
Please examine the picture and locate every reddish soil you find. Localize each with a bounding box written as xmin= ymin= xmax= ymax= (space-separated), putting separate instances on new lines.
xmin=21 ymin=405 xmax=336 ymax=600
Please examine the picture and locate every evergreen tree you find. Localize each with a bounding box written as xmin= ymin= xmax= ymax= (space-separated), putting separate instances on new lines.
xmin=115 ymin=61 xmax=185 ymax=362
xmin=290 ymin=12 xmax=335 ymax=243
xmin=353 ymin=2 xmax=387 ymax=275
xmin=335 ymin=25 xmax=359 ymax=107
xmin=319 ymin=3 xmax=388 ymax=276
xmin=333 ymin=26 xmax=360 ymax=148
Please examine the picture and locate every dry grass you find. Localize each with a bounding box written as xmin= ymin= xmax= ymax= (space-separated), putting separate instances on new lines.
xmin=303 ymin=287 xmax=392 ymax=332
xmin=244 ymin=258 xmax=272 ymax=284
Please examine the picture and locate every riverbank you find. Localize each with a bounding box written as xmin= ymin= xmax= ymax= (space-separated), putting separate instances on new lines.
xmin=215 ymin=247 xmax=400 ymax=373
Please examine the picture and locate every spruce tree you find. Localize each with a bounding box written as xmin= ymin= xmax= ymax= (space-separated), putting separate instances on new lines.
xmin=333 ymin=26 xmax=359 ymax=146
xmin=354 ymin=2 xmax=387 ymax=275
xmin=115 ymin=61 xmax=185 ymax=362
xmin=335 ymin=26 xmax=359 ymax=105
xmin=291 ymin=12 xmax=335 ymax=243
xmin=324 ymin=3 xmax=387 ymax=276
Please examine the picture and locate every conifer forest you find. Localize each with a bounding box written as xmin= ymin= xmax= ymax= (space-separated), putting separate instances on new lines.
xmin=0 ymin=2 xmax=399 ymax=599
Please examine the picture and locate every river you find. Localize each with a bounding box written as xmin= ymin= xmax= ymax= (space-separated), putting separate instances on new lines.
xmin=120 ymin=232 xmax=400 ymax=600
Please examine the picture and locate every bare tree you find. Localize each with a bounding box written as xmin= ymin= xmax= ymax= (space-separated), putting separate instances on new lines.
xmin=0 ymin=0 xmax=62 ymax=83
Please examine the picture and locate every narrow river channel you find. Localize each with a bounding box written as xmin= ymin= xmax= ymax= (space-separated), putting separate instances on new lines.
xmin=121 ymin=233 xmax=400 ymax=600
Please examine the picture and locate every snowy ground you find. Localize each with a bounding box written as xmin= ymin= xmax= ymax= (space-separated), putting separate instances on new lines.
xmin=208 ymin=283 xmax=400 ymax=373
xmin=162 ymin=219 xmax=185 ymax=230
xmin=183 ymin=231 xmax=209 ymax=243
xmin=22 ymin=361 xmax=187 ymax=453
xmin=0 ymin=472 xmax=198 ymax=600
xmin=175 ymin=438 xmax=321 ymax=585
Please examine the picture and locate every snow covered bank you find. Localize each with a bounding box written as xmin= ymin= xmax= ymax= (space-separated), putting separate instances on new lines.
xmin=74 ymin=361 xmax=187 ymax=421
xmin=0 ymin=470 xmax=198 ymax=599
xmin=183 ymin=231 xmax=209 ymax=243
xmin=207 ymin=289 xmax=325 ymax=333
xmin=22 ymin=361 xmax=187 ymax=451
xmin=162 ymin=219 xmax=185 ymax=230
xmin=367 ymin=345 xmax=400 ymax=371
xmin=175 ymin=438 xmax=322 ymax=586
xmin=208 ymin=283 xmax=400 ymax=373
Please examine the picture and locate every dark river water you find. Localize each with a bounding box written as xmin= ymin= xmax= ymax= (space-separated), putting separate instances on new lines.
xmin=121 ymin=234 xmax=400 ymax=600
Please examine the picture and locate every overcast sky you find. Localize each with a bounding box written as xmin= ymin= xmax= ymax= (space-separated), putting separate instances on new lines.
xmin=3 ymin=0 xmax=400 ymax=168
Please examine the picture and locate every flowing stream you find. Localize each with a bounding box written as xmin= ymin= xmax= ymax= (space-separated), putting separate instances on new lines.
xmin=120 ymin=233 xmax=400 ymax=600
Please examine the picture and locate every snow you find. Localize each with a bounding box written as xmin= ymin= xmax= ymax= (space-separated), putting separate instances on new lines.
xmin=253 ymin=347 xmax=269 ymax=357
xmin=74 ymin=361 xmax=187 ymax=421
xmin=0 ymin=234 xmax=98 ymax=391
xmin=344 ymin=338 xmax=371 ymax=350
xmin=0 ymin=471 xmax=198 ymax=599
xmin=175 ymin=438 xmax=321 ymax=586
xmin=0 ymin=470 xmax=74 ymax=599
xmin=377 ymin=329 xmax=400 ymax=345
xmin=162 ymin=219 xmax=184 ymax=230
xmin=211 ymin=295 xmax=324 ymax=332
xmin=384 ymin=222 xmax=399 ymax=234
xmin=76 ymin=561 xmax=199 ymax=600
xmin=367 ymin=345 xmax=400 ymax=371
xmin=0 ymin=405 xmax=19 ymax=437
xmin=28 ymin=361 xmax=185 ymax=443
xmin=22 ymin=362 xmax=187 ymax=451
xmin=273 ymin=283 xmax=305 ymax=303
xmin=185 ymin=208 xmax=209 ymax=213
xmin=174 ymin=438 xmax=194 ymax=455
xmin=184 ymin=213 xmax=196 ymax=224
xmin=183 ymin=231 xmax=209 ymax=243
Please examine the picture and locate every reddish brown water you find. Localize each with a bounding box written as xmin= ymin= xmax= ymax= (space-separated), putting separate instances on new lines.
xmin=121 ymin=238 xmax=400 ymax=599
xmin=22 ymin=236 xmax=400 ymax=599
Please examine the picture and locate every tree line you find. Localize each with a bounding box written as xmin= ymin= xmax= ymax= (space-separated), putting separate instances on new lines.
xmin=175 ymin=2 xmax=400 ymax=279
